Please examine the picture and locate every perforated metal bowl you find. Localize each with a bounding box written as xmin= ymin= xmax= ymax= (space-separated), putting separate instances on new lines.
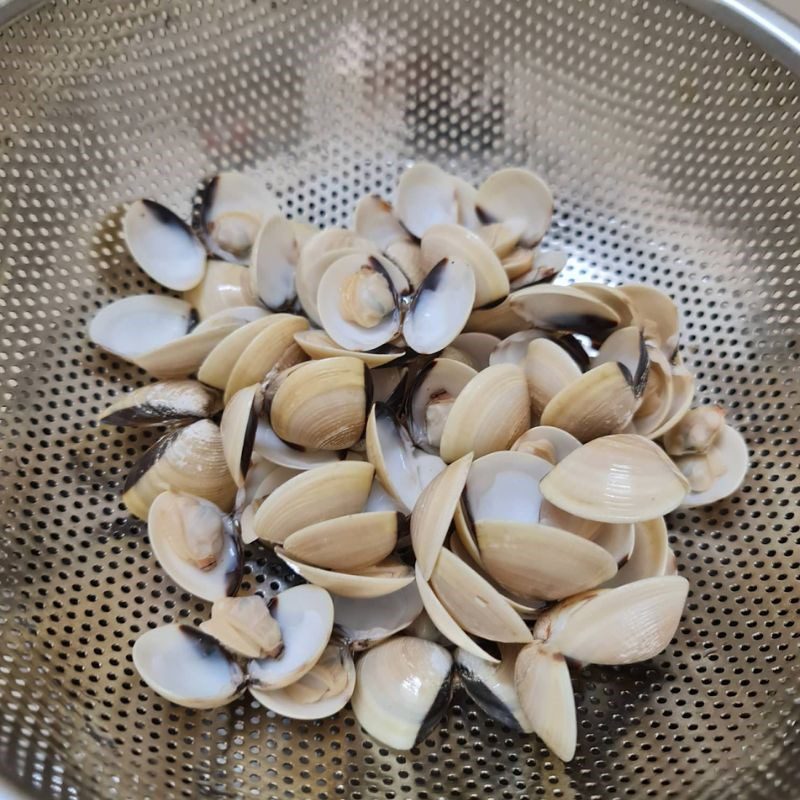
xmin=0 ymin=0 xmax=798 ymax=798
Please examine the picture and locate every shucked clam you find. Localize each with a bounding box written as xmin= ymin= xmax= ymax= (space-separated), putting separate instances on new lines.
xmin=98 ymin=166 xmax=746 ymax=763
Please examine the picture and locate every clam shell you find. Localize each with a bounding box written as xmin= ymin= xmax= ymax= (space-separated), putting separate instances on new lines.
xmin=351 ymin=635 xmax=454 ymax=749
xmin=663 ymin=405 xmax=726 ymax=457
xmin=452 ymin=175 xmax=481 ymax=230
xmin=603 ymin=517 xmax=671 ymax=588
xmin=509 ymin=247 xmax=568 ymax=289
xmin=249 ymin=214 xmax=302 ymax=311
xmin=192 ymin=304 xmax=269 ymax=332
xmin=571 ymin=282 xmax=636 ymax=327
xmin=630 ymin=346 xmax=673 ymax=436
xmin=618 ymin=284 xmax=679 ymax=358
xmin=539 ymin=434 xmax=689 ymax=523
xmin=511 ymin=426 xmax=582 ymax=464
xmin=509 ymin=285 xmax=620 ymax=335
xmin=238 ymin=465 xmax=304 ymax=545
xmin=385 ymin=239 xmax=427 ymax=288
xmin=540 ymin=362 xmax=637 ymax=442
xmin=477 ymin=221 xmax=525 ymax=258
xmin=475 ymin=167 xmax=553 ymax=247
xmin=420 ymin=223 xmax=509 ymax=308
xmin=199 ymin=595 xmax=282 ymax=659
xmin=353 ymin=194 xmax=409 ymax=250
xmin=98 ymin=379 xmax=221 ymax=427
xmin=133 ymin=625 xmax=244 ymax=709
xmin=183 ymin=259 xmax=252 ymax=320
xmin=475 ymin=519 xmax=617 ymax=601
xmin=89 ymin=294 xmax=195 ymax=361
xmin=293 ymin=329 xmax=404 ymax=367
xmin=678 ymin=424 xmax=748 ymax=507
xmin=642 ymin=355 xmax=695 ymax=439
xmin=594 ymin=325 xmax=649 ymax=397
xmin=444 ymin=332 xmax=500 ymax=370
xmin=122 ymin=419 xmax=237 ymax=520
xmin=283 ymin=510 xmax=400 ymax=571
xmin=252 ymin=460 xmax=374 ymax=544
xmin=219 ymin=384 xmax=259 ymax=487
xmin=439 ymin=363 xmax=530 ymax=463
xmin=252 ymin=418 xmax=344 ymax=471
xmin=429 ymin=548 xmax=532 ymax=643
xmin=589 ymin=522 xmax=636 ymax=567
xmin=524 ymin=337 xmax=583 ymax=419
xmin=394 ymin=162 xmax=459 ymax=238
xmin=269 ymin=356 xmax=369 ymax=451
xmin=411 ymin=452 xmax=473 ymax=580
xmin=490 ymin=329 xmax=548 ymax=367
xmin=514 ymin=641 xmax=576 ymax=762
xmin=123 ymin=200 xmax=206 ymax=291
xmin=277 ymin=551 xmax=415 ymax=598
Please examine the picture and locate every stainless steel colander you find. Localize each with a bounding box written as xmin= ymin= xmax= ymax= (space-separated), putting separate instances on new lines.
xmin=0 ymin=0 xmax=798 ymax=798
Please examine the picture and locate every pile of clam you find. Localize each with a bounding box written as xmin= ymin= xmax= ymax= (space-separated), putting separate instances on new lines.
xmin=91 ymin=164 xmax=748 ymax=760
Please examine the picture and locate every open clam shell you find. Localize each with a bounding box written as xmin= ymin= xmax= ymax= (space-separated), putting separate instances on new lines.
xmin=123 ymin=419 xmax=237 ymax=520
xmin=192 ymin=304 xmax=269 ymax=332
xmin=643 ymin=354 xmax=695 ymax=439
xmin=193 ymin=171 xmax=280 ymax=263
xmin=475 ymin=519 xmax=617 ymax=601
xmin=465 ymin=296 xmax=531 ymax=338
xmin=524 ymin=337 xmax=583 ymax=420
xmin=183 ymin=259 xmax=253 ymax=321
xmin=250 ymin=640 xmax=356 ymax=720
xmin=252 ymin=461 xmax=374 ymax=544
xmin=89 ymin=294 xmax=195 ymax=361
xmin=420 ymin=223 xmax=509 ymax=308
xmin=252 ymin=418 xmax=344 ymax=471
xmin=443 ymin=332 xmax=500 ymax=370
xmin=603 ymin=517 xmax=671 ymax=588
xmin=332 ymin=581 xmax=424 ymax=650
xmin=247 ymin=584 xmax=334 ymax=690
xmin=511 ymin=426 xmax=581 ymax=464
xmin=594 ymin=325 xmax=650 ymax=398
xmin=293 ymin=329 xmax=404 ymax=367
xmin=663 ymin=405 xmax=726 ymax=457
xmin=509 ymin=247 xmax=568 ymax=289
xmin=509 ymin=285 xmax=620 ymax=336
xmin=220 ymin=384 xmax=260 ymax=487
xmin=98 ymin=379 xmax=221 ymax=427
xmin=539 ymin=576 xmax=690 ymax=666
xmin=133 ymin=624 xmax=245 ymax=709
xmin=351 ymin=635 xmax=454 ymax=749
xmin=677 ymin=424 xmax=748 ymax=507
xmin=394 ymin=162 xmax=459 ymax=238
xmin=148 ymin=490 xmax=243 ymax=601
xmin=489 ymin=329 xmax=547 ymax=367
xmin=269 ymin=356 xmax=370 ymax=451
xmin=439 ymin=364 xmax=530 ymax=463
xmin=402 ymin=258 xmax=476 ymax=354
xmin=353 ymin=194 xmax=409 ymax=250
xmin=199 ymin=595 xmax=283 ymax=659
xmin=238 ymin=464 xmax=301 ymax=544
xmin=411 ymin=453 xmax=473 ymax=580
xmin=123 ymin=199 xmax=206 ymax=291
xmin=475 ymin=167 xmax=553 ymax=248
xmin=539 ymin=434 xmax=689 ymax=523
xmin=277 ymin=551 xmax=415 ymax=599
xmin=249 ymin=214 xmax=303 ymax=311
xmin=572 ymin=282 xmax=636 ymax=328
xmin=630 ymin=346 xmax=673 ymax=436
xmin=514 ymin=641 xmax=577 ymax=762
xmin=282 ymin=510 xmax=400 ymax=572
xmin=618 ymin=284 xmax=680 ymax=358
xmin=456 ymin=643 xmax=533 ymax=733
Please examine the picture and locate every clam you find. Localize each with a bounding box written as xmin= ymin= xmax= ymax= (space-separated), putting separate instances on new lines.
xmin=514 ymin=641 xmax=576 ymax=762
xmin=353 ymin=194 xmax=409 ymax=250
xmin=220 ymin=384 xmax=260 ymax=487
xmin=539 ymin=434 xmax=689 ymax=523
xmin=317 ymin=254 xmax=403 ymax=351
xmin=618 ymin=284 xmax=680 ymax=358
xmin=511 ymin=426 xmax=581 ymax=464
xmin=439 ymin=364 xmax=530 ymax=463
xmin=238 ymin=464 xmax=301 ymax=544
xmin=643 ymin=354 xmax=695 ymax=439
xmin=572 ymin=282 xmax=636 ymax=327
xmin=475 ymin=520 xmax=617 ymax=601
xmin=537 ymin=576 xmax=689 ymax=666
xmin=370 ymin=366 xmax=408 ymax=405
xmin=268 ymin=356 xmax=369 ymax=450
xmin=250 ymin=640 xmax=356 ymax=720
xmin=663 ymin=405 xmax=726 ymax=456
xmin=196 ymin=314 xmax=277 ymax=389
xmin=442 ymin=332 xmax=500 ymax=370
xmin=247 ymin=584 xmax=334 ymax=690
xmin=501 ymin=247 xmax=534 ymax=281
xmin=351 ymin=636 xmax=454 ymax=749
xmin=277 ymin=551 xmax=415 ymax=598
xmin=509 ymin=247 xmax=568 ymax=289
xmin=199 ymin=595 xmax=283 ymax=659
xmin=385 ymin=239 xmax=427 ymax=288
xmin=223 ymin=313 xmax=309 ymax=401
xmin=394 ymin=162 xmax=459 ymax=238
xmin=429 ymin=548 xmax=532 ymax=643
xmin=123 ymin=419 xmax=237 ymax=520
xmin=366 ymin=403 xmax=445 ymax=515
xmin=252 ymin=418 xmax=343 ymax=471
xmin=593 ymin=326 xmax=649 ymax=397
xmin=407 ymin=358 xmax=477 ymax=452
xmin=420 ymin=223 xmax=509 ymax=308
xmin=475 ymin=168 xmax=553 ymax=248
xmin=123 ymin=199 xmax=206 ymax=291
xmin=249 ymin=214 xmax=303 ymax=311
xmin=193 ymin=171 xmax=280 ymax=262
xmin=282 ymin=510 xmax=400 ymax=571
xmin=148 ymin=490 xmax=242 ymax=600
xmin=465 ymin=296 xmax=530 ymax=338
xmin=411 ymin=453 xmax=473 ymax=580
xmin=402 ymin=258 xmax=477 ymax=354
xmin=452 ymin=175 xmax=481 ymax=230
xmin=89 ymin=294 xmax=195 ymax=361
xmin=414 ymin=563 xmax=500 ymax=663
xmin=523 ymin=337 xmax=583 ymax=420
xmin=403 ymin=608 xmax=449 ymax=645
xmin=133 ymin=624 xmax=245 ymax=709
xmin=490 ymin=329 xmax=547 ymax=367
xmin=455 ymin=644 xmax=533 ymax=733
xmin=509 ymin=285 xmax=620 ymax=336
xmin=332 ymin=581 xmax=424 ymax=650
xmin=252 ymin=461 xmax=374 ymax=544
xmin=294 ymin=329 xmax=404 ymax=367
xmin=192 ymin=304 xmax=269 ymax=331
xmin=629 ymin=346 xmax=673 ymax=436
xmin=364 ymin=479 xmax=405 ymax=513
xmin=97 ymin=379 xmax=221 ymax=427
xmin=133 ymin=320 xmax=243 ymax=380
xmin=589 ymin=522 xmax=636 ymax=566
xmin=540 ymin=362 xmax=638 ymax=442
xmin=603 ymin=517 xmax=671 ymax=588
xmin=677 ymin=424 xmax=748 ymax=507
xmin=477 ymin=220 xmax=526 ymax=258
xmin=183 ymin=259 xmax=253 ymax=320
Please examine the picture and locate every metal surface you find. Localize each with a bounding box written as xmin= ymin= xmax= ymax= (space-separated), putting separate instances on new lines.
xmin=0 ymin=0 xmax=798 ymax=798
